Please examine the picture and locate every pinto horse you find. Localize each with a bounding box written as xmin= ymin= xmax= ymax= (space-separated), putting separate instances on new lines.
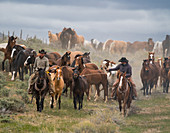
xmin=50 ymin=67 xmax=64 ymax=109
xmin=117 ymin=72 xmax=132 ymax=117
xmin=2 ymin=36 xmax=17 ymax=72
xmin=32 ymin=68 xmax=49 ymax=112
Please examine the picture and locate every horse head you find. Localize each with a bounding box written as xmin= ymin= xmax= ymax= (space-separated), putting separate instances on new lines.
xmin=8 ymin=36 xmax=17 ymax=47
xmin=75 ymin=55 xmax=84 ymax=68
xmin=83 ymin=52 xmax=91 ymax=63
xmin=24 ymin=50 xmax=37 ymax=66
xmin=142 ymin=59 xmax=150 ymax=72
xmin=61 ymin=51 xmax=71 ymax=66
xmin=118 ymin=72 xmax=127 ymax=91
xmin=54 ymin=67 xmax=63 ymax=81
xmin=72 ymin=67 xmax=80 ymax=79
xmin=148 ymin=52 xmax=155 ymax=64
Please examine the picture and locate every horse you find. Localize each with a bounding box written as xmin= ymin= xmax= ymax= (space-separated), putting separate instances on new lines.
xmin=109 ymin=40 xmax=127 ymax=54
xmin=48 ymin=31 xmax=61 ymax=46
xmin=161 ymin=59 xmax=170 ymax=93
xmin=140 ymin=60 xmax=158 ymax=95
xmin=48 ymin=65 xmax=73 ymax=98
xmin=45 ymin=52 xmax=61 ymax=66
xmin=55 ymin=51 xmax=71 ymax=66
xmin=162 ymin=35 xmax=170 ymax=57
xmin=69 ymin=51 xmax=83 ymax=65
xmin=60 ymin=28 xmax=73 ymax=49
xmin=91 ymin=39 xmax=103 ymax=51
xmin=32 ymin=68 xmax=49 ymax=112
xmin=100 ymin=59 xmax=117 ymax=95
xmin=103 ymin=39 xmax=114 ymax=52
xmin=2 ymin=36 xmax=17 ymax=72
xmin=71 ymin=52 xmax=91 ymax=67
xmin=75 ymin=55 xmax=98 ymax=73
xmin=152 ymin=41 xmax=163 ymax=56
xmin=80 ymin=68 xmax=108 ymax=102
xmin=116 ymin=72 xmax=132 ymax=117
xmin=70 ymin=29 xmax=84 ymax=49
xmin=72 ymin=67 xmax=88 ymax=110
xmin=11 ymin=48 xmax=34 ymax=81
xmin=24 ymin=50 xmax=37 ymax=75
xmin=50 ymin=67 xmax=64 ymax=109
xmin=0 ymin=43 xmax=8 ymax=53
xmin=127 ymin=38 xmax=154 ymax=53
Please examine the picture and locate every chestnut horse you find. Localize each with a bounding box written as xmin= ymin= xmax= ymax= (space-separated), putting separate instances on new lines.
xmin=45 ymin=52 xmax=61 ymax=66
xmin=75 ymin=55 xmax=98 ymax=73
xmin=55 ymin=51 xmax=71 ymax=66
xmin=140 ymin=60 xmax=158 ymax=95
xmin=116 ymin=72 xmax=132 ymax=117
xmin=2 ymin=36 xmax=17 ymax=71
xmin=50 ymin=67 xmax=64 ymax=109
xmin=70 ymin=29 xmax=84 ymax=49
xmin=80 ymin=68 xmax=108 ymax=102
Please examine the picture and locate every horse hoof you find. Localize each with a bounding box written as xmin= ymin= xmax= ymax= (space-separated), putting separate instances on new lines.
xmin=146 ymin=95 xmax=149 ymax=98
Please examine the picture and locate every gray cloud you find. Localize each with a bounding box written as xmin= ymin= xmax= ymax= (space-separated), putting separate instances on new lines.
xmin=0 ymin=1 xmax=170 ymax=42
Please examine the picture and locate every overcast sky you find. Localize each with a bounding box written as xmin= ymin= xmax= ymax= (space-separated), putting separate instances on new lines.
xmin=1 ymin=0 xmax=170 ymax=43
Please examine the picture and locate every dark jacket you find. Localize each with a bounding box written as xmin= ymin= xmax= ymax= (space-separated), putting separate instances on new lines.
xmin=109 ymin=63 xmax=132 ymax=78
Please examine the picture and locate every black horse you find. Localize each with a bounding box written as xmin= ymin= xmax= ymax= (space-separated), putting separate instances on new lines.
xmin=11 ymin=48 xmax=34 ymax=81
xmin=32 ymin=68 xmax=49 ymax=112
xmin=72 ymin=67 xmax=88 ymax=110
xmin=162 ymin=35 xmax=170 ymax=57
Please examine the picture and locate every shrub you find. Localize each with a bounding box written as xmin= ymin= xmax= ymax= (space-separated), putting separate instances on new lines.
xmin=0 ymin=87 xmax=10 ymax=97
xmin=0 ymin=97 xmax=25 ymax=113
xmin=16 ymin=89 xmax=29 ymax=104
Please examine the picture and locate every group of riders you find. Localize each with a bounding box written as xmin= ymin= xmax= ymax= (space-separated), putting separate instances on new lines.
xmin=27 ymin=49 xmax=137 ymax=100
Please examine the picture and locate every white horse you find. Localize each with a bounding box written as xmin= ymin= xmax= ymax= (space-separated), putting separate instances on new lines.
xmin=152 ymin=41 xmax=163 ymax=56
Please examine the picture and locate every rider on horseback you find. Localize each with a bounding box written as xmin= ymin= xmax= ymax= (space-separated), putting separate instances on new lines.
xmin=107 ymin=57 xmax=137 ymax=100
xmin=28 ymin=49 xmax=54 ymax=95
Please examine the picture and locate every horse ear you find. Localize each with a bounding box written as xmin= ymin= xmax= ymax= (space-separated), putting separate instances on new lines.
xmin=88 ymin=52 xmax=90 ymax=55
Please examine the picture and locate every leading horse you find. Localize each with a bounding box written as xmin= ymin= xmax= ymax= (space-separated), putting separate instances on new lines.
xmin=116 ymin=72 xmax=132 ymax=117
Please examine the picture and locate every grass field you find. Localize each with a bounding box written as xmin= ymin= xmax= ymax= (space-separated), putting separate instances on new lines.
xmin=0 ymin=38 xmax=170 ymax=133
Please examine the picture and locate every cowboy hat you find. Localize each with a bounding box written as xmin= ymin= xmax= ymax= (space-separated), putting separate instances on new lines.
xmin=39 ymin=49 xmax=46 ymax=54
xmin=118 ymin=57 xmax=128 ymax=63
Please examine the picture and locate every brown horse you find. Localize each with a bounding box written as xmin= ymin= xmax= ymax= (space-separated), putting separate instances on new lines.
xmin=80 ymin=68 xmax=108 ymax=102
xmin=60 ymin=28 xmax=73 ymax=49
xmin=50 ymin=67 xmax=64 ymax=109
xmin=103 ymin=39 xmax=114 ymax=52
xmin=55 ymin=51 xmax=71 ymax=66
xmin=109 ymin=40 xmax=127 ymax=54
xmin=45 ymin=52 xmax=61 ymax=66
xmin=48 ymin=31 xmax=61 ymax=46
xmin=116 ymin=72 xmax=132 ymax=117
xmin=75 ymin=55 xmax=98 ymax=73
xmin=2 ymin=36 xmax=17 ymax=72
xmin=140 ymin=60 xmax=158 ymax=95
xmin=69 ymin=51 xmax=83 ymax=65
xmin=162 ymin=59 xmax=170 ymax=93
xmin=70 ymin=29 xmax=84 ymax=49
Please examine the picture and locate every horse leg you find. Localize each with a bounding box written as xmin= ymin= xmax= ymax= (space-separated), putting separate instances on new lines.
xmin=70 ymin=83 xmax=73 ymax=99
xmin=41 ymin=97 xmax=44 ymax=111
xmin=21 ymin=66 xmax=24 ymax=81
xmin=2 ymin=57 xmax=6 ymax=71
xmin=163 ymin=80 xmax=166 ymax=93
xmin=166 ymin=80 xmax=169 ymax=93
xmin=50 ymin=96 xmax=54 ymax=108
xmin=58 ymin=96 xmax=61 ymax=109
xmin=73 ymin=96 xmax=77 ymax=109
xmin=103 ymin=82 xmax=108 ymax=103
xmin=78 ymin=95 xmax=81 ymax=110
xmin=81 ymin=93 xmax=84 ymax=109
xmin=94 ymin=84 xmax=100 ymax=102
xmin=119 ymin=100 xmax=122 ymax=113
xmin=36 ymin=96 xmax=40 ymax=111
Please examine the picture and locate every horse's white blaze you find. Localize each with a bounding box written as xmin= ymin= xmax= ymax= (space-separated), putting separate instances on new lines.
xmin=103 ymin=61 xmax=107 ymax=65
xmin=57 ymin=69 xmax=61 ymax=80
xmin=24 ymin=56 xmax=31 ymax=66
xmin=150 ymin=54 xmax=154 ymax=59
xmin=11 ymin=48 xmax=16 ymax=58
xmin=11 ymin=71 xmax=16 ymax=81
xmin=119 ymin=76 xmax=123 ymax=87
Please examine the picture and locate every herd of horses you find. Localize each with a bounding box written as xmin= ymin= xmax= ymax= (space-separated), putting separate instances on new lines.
xmin=0 ymin=34 xmax=170 ymax=117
